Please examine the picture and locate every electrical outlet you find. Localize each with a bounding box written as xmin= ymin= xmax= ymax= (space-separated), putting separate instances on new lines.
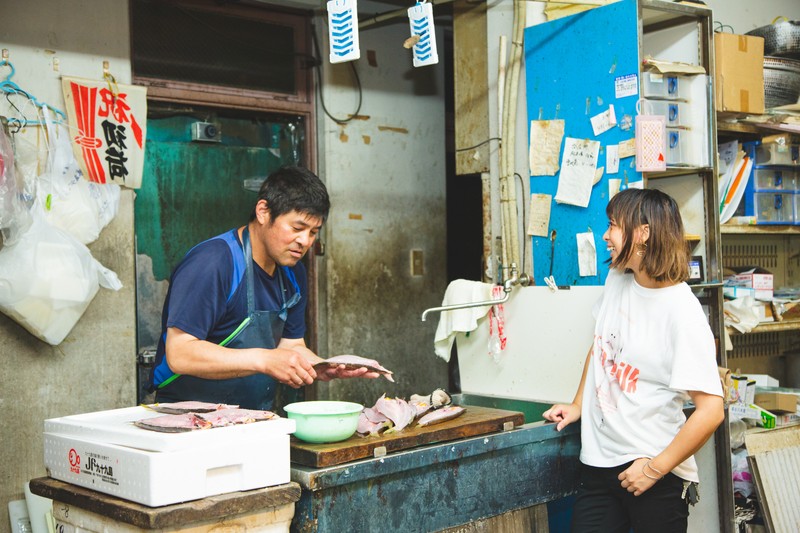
xmin=410 ymin=249 xmax=424 ymax=276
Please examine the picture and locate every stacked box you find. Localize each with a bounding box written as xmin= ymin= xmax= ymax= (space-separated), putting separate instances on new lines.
xmin=742 ymin=141 xmax=800 ymax=224
xmin=43 ymin=406 xmax=295 ymax=507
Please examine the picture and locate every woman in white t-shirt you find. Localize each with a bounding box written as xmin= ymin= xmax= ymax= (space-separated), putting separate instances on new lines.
xmin=543 ymin=188 xmax=725 ymax=533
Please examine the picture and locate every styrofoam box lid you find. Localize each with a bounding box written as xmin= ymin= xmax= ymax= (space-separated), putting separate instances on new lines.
xmin=44 ymin=406 xmax=295 ymax=453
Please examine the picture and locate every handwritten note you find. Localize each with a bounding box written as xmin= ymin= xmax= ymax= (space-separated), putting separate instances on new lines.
xmin=555 ymin=137 xmax=600 ymax=208
xmin=590 ymin=105 xmax=617 ymax=136
xmin=529 ymin=119 xmax=565 ymax=176
xmin=527 ymin=193 xmax=552 ymax=237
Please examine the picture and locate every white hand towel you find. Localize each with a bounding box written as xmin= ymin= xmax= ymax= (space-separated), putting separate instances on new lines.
xmin=434 ymin=279 xmax=496 ymax=362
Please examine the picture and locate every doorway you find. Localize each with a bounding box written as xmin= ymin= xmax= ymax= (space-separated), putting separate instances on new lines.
xmin=134 ymin=105 xmax=307 ymax=402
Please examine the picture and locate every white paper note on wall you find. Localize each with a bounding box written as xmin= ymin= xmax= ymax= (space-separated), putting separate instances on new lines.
xmin=577 ymin=231 xmax=597 ymax=276
xmin=527 ymin=193 xmax=552 ymax=237
xmin=606 ymin=144 xmax=620 ymax=174
xmin=529 ymin=119 xmax=565 ymax=176
xmin=555 ymin=137 xmax=600 ymax=208
xmin=590 ymin=105 xmax=617 ymax=136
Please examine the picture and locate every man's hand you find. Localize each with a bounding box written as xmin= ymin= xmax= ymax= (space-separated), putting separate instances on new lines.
xmin=263 ymin=348 xmax=318 ymax=388
xmin=288 ymin=346 xmax=381 ymax=382
xmin=315 ymin=364 xmax=381 ymax=382
xmin=542 ymin=403 xmax=582 ymax=431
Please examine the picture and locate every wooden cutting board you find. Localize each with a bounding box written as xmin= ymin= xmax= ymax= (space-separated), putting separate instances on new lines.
xmin=289 ymin=405 xmax=524 ymax=468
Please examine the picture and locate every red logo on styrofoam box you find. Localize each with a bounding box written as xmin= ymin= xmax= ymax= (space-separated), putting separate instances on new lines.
xmin=68 ymin=448 xmax=81 ymax=473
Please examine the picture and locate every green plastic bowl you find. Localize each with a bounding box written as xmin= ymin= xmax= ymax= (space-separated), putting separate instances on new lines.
xmin=284 ymin=401 xmax=364 ymax=443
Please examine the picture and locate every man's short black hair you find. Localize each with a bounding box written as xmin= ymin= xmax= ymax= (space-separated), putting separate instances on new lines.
xmin=250 ymin=166 xmax=330 ymax=222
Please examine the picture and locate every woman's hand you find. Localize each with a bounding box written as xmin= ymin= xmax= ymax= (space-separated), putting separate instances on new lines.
xmin=618 ymin=457 xmax=660 ymax=496
xmin=542 ymin=403 xmax=582 ymax=431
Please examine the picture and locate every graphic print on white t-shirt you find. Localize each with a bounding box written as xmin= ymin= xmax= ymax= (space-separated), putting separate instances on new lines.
xmin=594 ymin=331 xmax=640 ymax=426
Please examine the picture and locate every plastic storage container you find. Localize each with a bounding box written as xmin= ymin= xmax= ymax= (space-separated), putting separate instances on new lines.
xmin=752 ymin=167 xmax=798 ymax=191
xmin=795 ymin=194 xmax=800 ymax=225
xmin=755 ymin=143 xmax=799 ymax=166
xmin=649 ymin=101 xmax=689 ymax=127
xmin=642 ymin=72 xmax=683 ymax=100
xmin=753 ymin=192 xmax=794 ymax=224
xmin=665 ymin=128 xmax=686 ymax=165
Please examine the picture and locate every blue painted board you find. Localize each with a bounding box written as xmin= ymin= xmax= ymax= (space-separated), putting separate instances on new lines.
xmin=525 ymin=0 xmax=642 ymax=286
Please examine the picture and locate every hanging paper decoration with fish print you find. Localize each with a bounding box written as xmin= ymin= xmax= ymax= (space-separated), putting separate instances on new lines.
xmin=327 ymin=0 xmax=360 ymax=63
xmin=61 ymin=76 xmax=147 ymax=189
xmin=408 ymin=1 xmax=438 ymax=67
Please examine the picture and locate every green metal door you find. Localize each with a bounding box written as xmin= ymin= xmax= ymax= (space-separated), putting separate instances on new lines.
xmin=134 ymin=106 xmax=305 ymax=401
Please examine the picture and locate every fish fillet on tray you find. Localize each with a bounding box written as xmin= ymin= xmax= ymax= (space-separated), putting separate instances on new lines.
xmin=44 ymin=405 xmax=294 ymax=452
xmin=134 ymin=408 xmax=278 ymax=433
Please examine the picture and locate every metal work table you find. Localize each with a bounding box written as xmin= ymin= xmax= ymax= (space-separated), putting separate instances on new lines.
xmin=290 ymin=420 xmax=579 ymax=532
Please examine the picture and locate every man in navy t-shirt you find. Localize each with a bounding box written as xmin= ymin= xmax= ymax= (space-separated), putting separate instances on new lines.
xmin=149 ymin=166 xmax=376 ymax=410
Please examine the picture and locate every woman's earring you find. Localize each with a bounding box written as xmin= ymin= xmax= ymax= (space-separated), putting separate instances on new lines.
xmin=635 ymin=242 xmax=647 ymax=257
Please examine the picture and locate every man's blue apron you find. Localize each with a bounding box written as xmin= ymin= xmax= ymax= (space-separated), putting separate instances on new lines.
xmin=155 ymin=227 xmax=301 ymax=410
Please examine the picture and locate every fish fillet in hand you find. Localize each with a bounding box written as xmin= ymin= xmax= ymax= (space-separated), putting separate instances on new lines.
xmin=314 ymin=355 xmax=395 ymax=382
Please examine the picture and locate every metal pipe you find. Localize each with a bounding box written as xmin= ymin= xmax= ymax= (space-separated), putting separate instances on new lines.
xmin=421 ymin=290 xmax=510 ymax=322
xmin=421 ymin=264 xmax=531 ymax=321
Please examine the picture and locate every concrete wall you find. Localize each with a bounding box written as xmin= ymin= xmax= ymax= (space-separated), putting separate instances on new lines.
xmin=0 ymin=2 xmax=449 ymax=530
xmin=705 ymin=0 xmax=799 ymax=33
xmin=313 ymin=1 xmax=450 ymax=405
xmin=0 ymin=1 xmax=136 ymax=530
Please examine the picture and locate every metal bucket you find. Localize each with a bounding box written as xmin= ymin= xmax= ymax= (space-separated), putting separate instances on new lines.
xmin=747 ymin=21 xmax=800 ymax=59
xmin=763 ymin=56 xmax=800 ymax=109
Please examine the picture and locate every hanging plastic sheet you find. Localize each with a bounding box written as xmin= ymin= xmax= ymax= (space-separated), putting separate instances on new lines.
xmin=0 ymin=200 xmax=122 ymax=345
xmin=37 ymin=106 xmax=120 ymax=244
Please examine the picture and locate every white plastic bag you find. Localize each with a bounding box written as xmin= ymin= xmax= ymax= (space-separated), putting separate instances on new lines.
xmin=0 ymin=204 xmax=122 ymax=345
xmin=0 ymin=125 xmax=33 ymax=245
xmin=37 ymin=107 xmax=120 ymax=244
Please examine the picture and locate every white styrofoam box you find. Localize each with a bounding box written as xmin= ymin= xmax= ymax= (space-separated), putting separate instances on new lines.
xmin=748 ymin=374 xmax=780 ymax=387
xmin=51 ymin=496 xmax=295 ymax=533
xmin=44 ymin=406 xmax=294 ymax=452
xmin=43 ymin=407 xmax=295 ymax=507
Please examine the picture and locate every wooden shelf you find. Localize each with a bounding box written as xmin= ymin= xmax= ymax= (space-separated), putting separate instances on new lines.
xmin=721 ymin=225 xmax=800 ymax=235
xmin=645 ymin=166 xmax=714 ymax=179
xmin=717 ymin=121 xmax=762 ymax=136
xmin=728 ymin=319 xmax=800 ymax=335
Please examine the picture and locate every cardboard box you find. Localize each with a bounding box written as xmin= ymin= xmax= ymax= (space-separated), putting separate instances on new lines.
xmin=43 ymin=407 xmax=295 ymax=506
xmin=754 ymin=392 xmax=798 ymax=414
xmin=722 ymin=286 xmax=774 ymax=301
xmin=729 ymin=266 xmax=774 ymax=290
xmin=714 ymin=33 xmax=764 ymax=114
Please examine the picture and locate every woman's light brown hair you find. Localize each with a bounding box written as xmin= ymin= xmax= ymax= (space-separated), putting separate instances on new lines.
xmin=606 ymin=188 xmax=689 ymax=283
